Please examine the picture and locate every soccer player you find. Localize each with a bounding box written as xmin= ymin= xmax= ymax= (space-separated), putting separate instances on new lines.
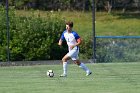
xmin=58 ymin=21 xmax=92 ymax=77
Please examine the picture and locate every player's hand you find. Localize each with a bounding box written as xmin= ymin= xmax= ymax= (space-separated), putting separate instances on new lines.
xmin=58 ymin=39 xmax=62 ymax=46
xmin=58 ymin=43 xmax=61 ymax=46
xmin=70 ymin=45 xmax=75 ymax=50
xmin=58 ymin=43 xmax=62 ymax=48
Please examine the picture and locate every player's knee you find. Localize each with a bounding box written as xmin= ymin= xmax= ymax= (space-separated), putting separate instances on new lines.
xmin=74 ymin=60 xmax=81 ymax=65
xmin=62 ymin=58 xmax=66 ymax=62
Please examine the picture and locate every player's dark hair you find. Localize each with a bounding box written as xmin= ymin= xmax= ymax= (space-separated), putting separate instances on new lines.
xmin=66 ymin=21 xmax=73 ymax=28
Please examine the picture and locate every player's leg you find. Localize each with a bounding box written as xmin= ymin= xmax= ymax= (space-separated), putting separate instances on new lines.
xmin=60 ymin=49 xmax=77 ymax=77
xmin=73 ymin=59 xmax=92 ymax=76
xmin=60 ymin=54 xmax=71 ymax=77
xmin=71 ymin=49 xmax=92 ymax=76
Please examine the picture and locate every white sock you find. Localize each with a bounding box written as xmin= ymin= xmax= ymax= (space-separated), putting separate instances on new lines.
xmin=63 ymin=62 xmax=67 ymax=75
xmin=79 ymin=63 xmax=90 ymax=73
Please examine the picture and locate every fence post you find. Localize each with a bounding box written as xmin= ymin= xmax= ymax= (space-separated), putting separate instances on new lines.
xmin=92 ymin=0 xmax=96 ymax=62
xmin=6 ymin=0 xmax=10 ymax=63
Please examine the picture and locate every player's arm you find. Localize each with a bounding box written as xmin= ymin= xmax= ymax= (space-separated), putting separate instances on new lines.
xmin=75 ymin=38 xmax=81 ymax=46
xmin=74 ymin=32 xmax=81 ymax=46
xmin=58 ymin=39 xmax=63 ymax=46
xmin=70 ymin=38 xmax=82 ymax=49
xmin=58 ymin=32 xmax=65 ymax=46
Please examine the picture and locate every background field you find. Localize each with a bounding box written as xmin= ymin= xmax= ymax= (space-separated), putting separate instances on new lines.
xmin=16 ymin=10 xmax=140 ymax=38
xmin=0 ymin=62 xmax=140 ymax=93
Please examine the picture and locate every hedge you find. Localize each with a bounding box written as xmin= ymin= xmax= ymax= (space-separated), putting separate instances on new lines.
xmin=0 ymin=6 xmax=67 ymax=61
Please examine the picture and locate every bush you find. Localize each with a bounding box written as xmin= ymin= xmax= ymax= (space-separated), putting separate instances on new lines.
xmin=0 ymin=6 xmax=7 ymax=61
xmin=80 ymin=35 xmax=140 ymax=62
xmin=0 ymin=6 xmax=66 ymax=61
xmin=96 ymin=39 xmax=140 ymax=62
xmin=80 ymin=34 xmax=93 ymax=59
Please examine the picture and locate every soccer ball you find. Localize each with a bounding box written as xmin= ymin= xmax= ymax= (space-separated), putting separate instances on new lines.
xmin=46 ymin=70 xmax=54 ymax=77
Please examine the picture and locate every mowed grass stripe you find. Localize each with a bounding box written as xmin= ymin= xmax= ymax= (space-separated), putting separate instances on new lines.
xmin=0 ymin=62 xmax=139 ymax=93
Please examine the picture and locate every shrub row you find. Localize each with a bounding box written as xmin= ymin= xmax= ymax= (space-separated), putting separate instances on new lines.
xmin=0 ymin=6 xmax=67 ymax=61
xmin=96 ymin=39 xmax=140 ymax=62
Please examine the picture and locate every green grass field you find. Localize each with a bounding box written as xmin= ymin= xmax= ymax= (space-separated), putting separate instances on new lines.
xmin=0 ymin=62 xmax=140 ymax=93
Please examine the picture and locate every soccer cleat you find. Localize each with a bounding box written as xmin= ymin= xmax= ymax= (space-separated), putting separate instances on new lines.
xmin=86 ymin=72 xmax=92 ymax=76
xmin=60 ymin=74 xmax=67 ymax=77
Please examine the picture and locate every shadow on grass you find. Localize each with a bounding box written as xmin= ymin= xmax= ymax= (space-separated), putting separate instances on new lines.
xmin=112 ymin=12 xmax=140 ymax=19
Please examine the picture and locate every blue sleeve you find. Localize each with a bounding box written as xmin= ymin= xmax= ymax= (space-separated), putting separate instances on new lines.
xmin=60 ymin=31 xmax=65 ymax=41
xmin=72 ymin=31 xmax=80 ymax=40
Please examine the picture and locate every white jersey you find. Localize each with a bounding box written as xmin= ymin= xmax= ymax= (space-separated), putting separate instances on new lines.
xmin=60 ymin=30 xmax=80 ymax=51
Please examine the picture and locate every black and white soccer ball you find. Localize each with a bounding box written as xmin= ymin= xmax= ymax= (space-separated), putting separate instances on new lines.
xmin=46 ymin=70 xmax=54 ymax=77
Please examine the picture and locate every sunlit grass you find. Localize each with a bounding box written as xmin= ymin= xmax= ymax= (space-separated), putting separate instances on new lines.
xmin=0 ymin=62 xmax=140 ymax=93
xmin=16 ymin=10 xmax=140 ymax=37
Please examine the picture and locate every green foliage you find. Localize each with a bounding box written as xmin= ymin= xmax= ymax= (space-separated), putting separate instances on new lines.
xmin=80 ymin=34 xmax=93 ymax=59
xmin=0 ymin=6 xmax=66 ymax=61
xmin=1 ymin=7 xmax=140 ymax=62
xmin=6 ymin=0 xmax=92 ymax=11
xmin=96 ymin=39 xmax=140 ymax=62
xmin=0 ymin=6 xmax=7 ymax=61
xmin=79 ymin=35 xmax=140 ymax=62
